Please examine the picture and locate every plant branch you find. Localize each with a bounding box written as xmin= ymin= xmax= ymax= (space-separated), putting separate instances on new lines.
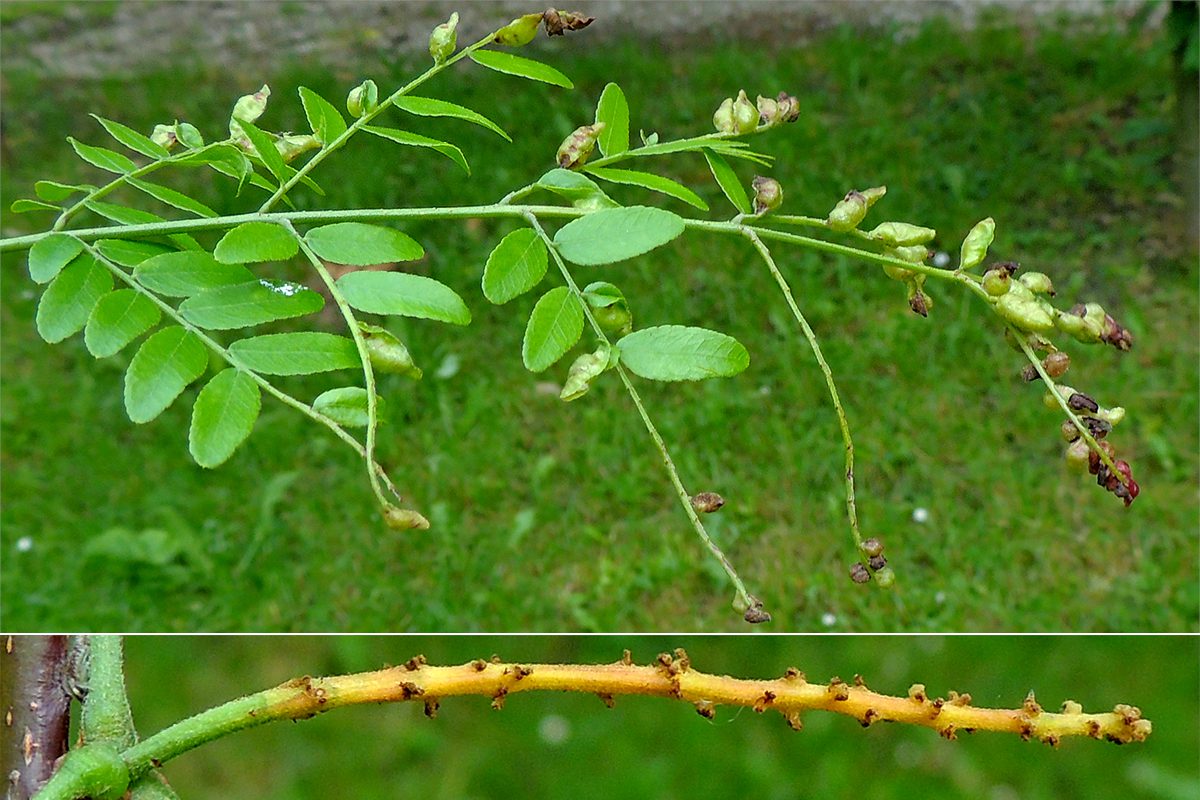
xmin=81 ymin=242 xmax=403 ymax=501
xmin=52 ymin=141 xmax=232 ymax=232
xmin=256 ymin=31 xmax=499 ymax=212
xmin=32 ymin=650 xmax=1153 ymax=800
xmin=1012 ymin=327 xmax=1128 ymax=485
xmin=742 ymin=228 xmax=865 ymax=559
xmin=524 ymin=213 xmax=760 ymax=618
xmin=1 ymin=636 xmax=74 ymax=800
xmin=78 ymin=636 xmax=136 ymax=750
xmin=0 ymin=206 xmax=584 ymax=252
xmin=286 ymin=221 xmax=392 ymax=512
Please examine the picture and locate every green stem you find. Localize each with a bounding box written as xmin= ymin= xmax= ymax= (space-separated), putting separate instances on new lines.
xmin=256 ymin=32 xmax=498 ymax=212
xmin=80 ymin=242 xmax=402 ymax=500
xmin=79 ymin=636 xmax=136 ymax=750
xmin=727 ymin=222 xmax=968 ymax=285
xmin=524 ymin=213 xmax=758 ymax=615
xmin=0 ymin=205 xmax=582 ymax=252
xmin=286 ymin=221 xmax=391 ymax=511
xmin=583 ymin=129 xmax=768 ymax=170
xmin=742 ymin=228 xmax=865 ymax=557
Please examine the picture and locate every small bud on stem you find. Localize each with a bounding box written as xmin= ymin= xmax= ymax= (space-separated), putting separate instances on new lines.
xmin=429 ymin=12 xmax=459 ymax=63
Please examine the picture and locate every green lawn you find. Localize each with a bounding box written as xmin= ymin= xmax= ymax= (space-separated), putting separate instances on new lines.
xmin=1 ymin=11 xmax=1196 ymax=631
xmin=113 ymin=636 xmax=1199 ymax=800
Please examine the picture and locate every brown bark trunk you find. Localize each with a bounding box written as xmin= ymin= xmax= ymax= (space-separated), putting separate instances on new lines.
xmin=2 ymin=636 xmax=73 ymax=800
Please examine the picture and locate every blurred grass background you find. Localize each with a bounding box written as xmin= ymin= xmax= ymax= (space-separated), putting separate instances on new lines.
xmin=112 ymin=635 xmax=1199 ymax=800
xmin=1 ymin=5 xmax=1196 ymax=631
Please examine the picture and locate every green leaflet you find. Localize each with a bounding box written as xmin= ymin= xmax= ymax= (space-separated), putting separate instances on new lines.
xmin=84 ymin=289 xmax=162 ymax=358
xmin=482 ymin=228 xmax=548 ymax=304
xmin=553 ymin=206 xmax=685 ymax=266
xmin=236 ymin=119 xmax=289 ymax=183
xmin=189 ymin=368 xmax=261 ymax=468
xmin=11 ymin=199 xmax=59 ymax=213
xmin=35 ymin=180 xmax=94 ymax=202
xmin=304 ymin=222 xmax=424 ymax=266
xmin=468 ymin=50 xmax=573 ymax=88
xmin=702 ymin=148 xmax=751 ymax=215
xmin=123 ymin=326 xmax=208 ymax=424
xmin=213 ymin=221 xmax=299 ymax=264
xmin=127 ymin=178 xmax=218 ymax=218
xmin=28 ymin=234 xmax=84 ymax=284
xmin=585 ymin=166 xmax=708 ymax=210
xmin=68 ymin=137 xmax=136 ymax=173
xmin=594 ymin=83 xmax=630 ymax=157
xmin=134 ymin=251 xmax=255 ymax=297
xmin=362 ymin=126 xmax=470 ymax=175
xmin=535 ymin=168 xmax=619 ymax=209
xmin=312 ymin=386 xmax=383 ymax=428
xmin=393 ymin=96 xmax=511 ymax=141
xmin=522 ymin=286 xmax=584 ymax=372
xmin=176 ymin=145 xmax=252 ymax=183
xmin=228 ymin=332 xmax=360 ymax=375
xmin=179 ymin=279 xmax=324 ymax=330
xmin=90 ymin=114 xmax=171 ymax=159
xmin=616 ymin=325 xmax=750 ymax=381
xmin=336 ymin=271 xmax=471 ymax=325
xmin=35 ymin=254 xmax=114 ymax=344
xmin=96 ymin=240 xmax=174 ymax=267
xmin=298 ymin=86 xmax=348 ymax=145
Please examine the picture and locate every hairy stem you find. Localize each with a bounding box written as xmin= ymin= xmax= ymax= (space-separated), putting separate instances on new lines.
xmin=78 ymin=636 xmax=136 ymax=750
xmin=32 ymin=650 xmax=1152 ymax=800
xmin=287 ymin=222 xmax=391 ymax=511
xmin=743 ymin=228 xmax=864 ymax=558
xmin=525 ymin=213 xmax=759 ymax=617
xmin=81 ymin=242 xmax=402 ymax=500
